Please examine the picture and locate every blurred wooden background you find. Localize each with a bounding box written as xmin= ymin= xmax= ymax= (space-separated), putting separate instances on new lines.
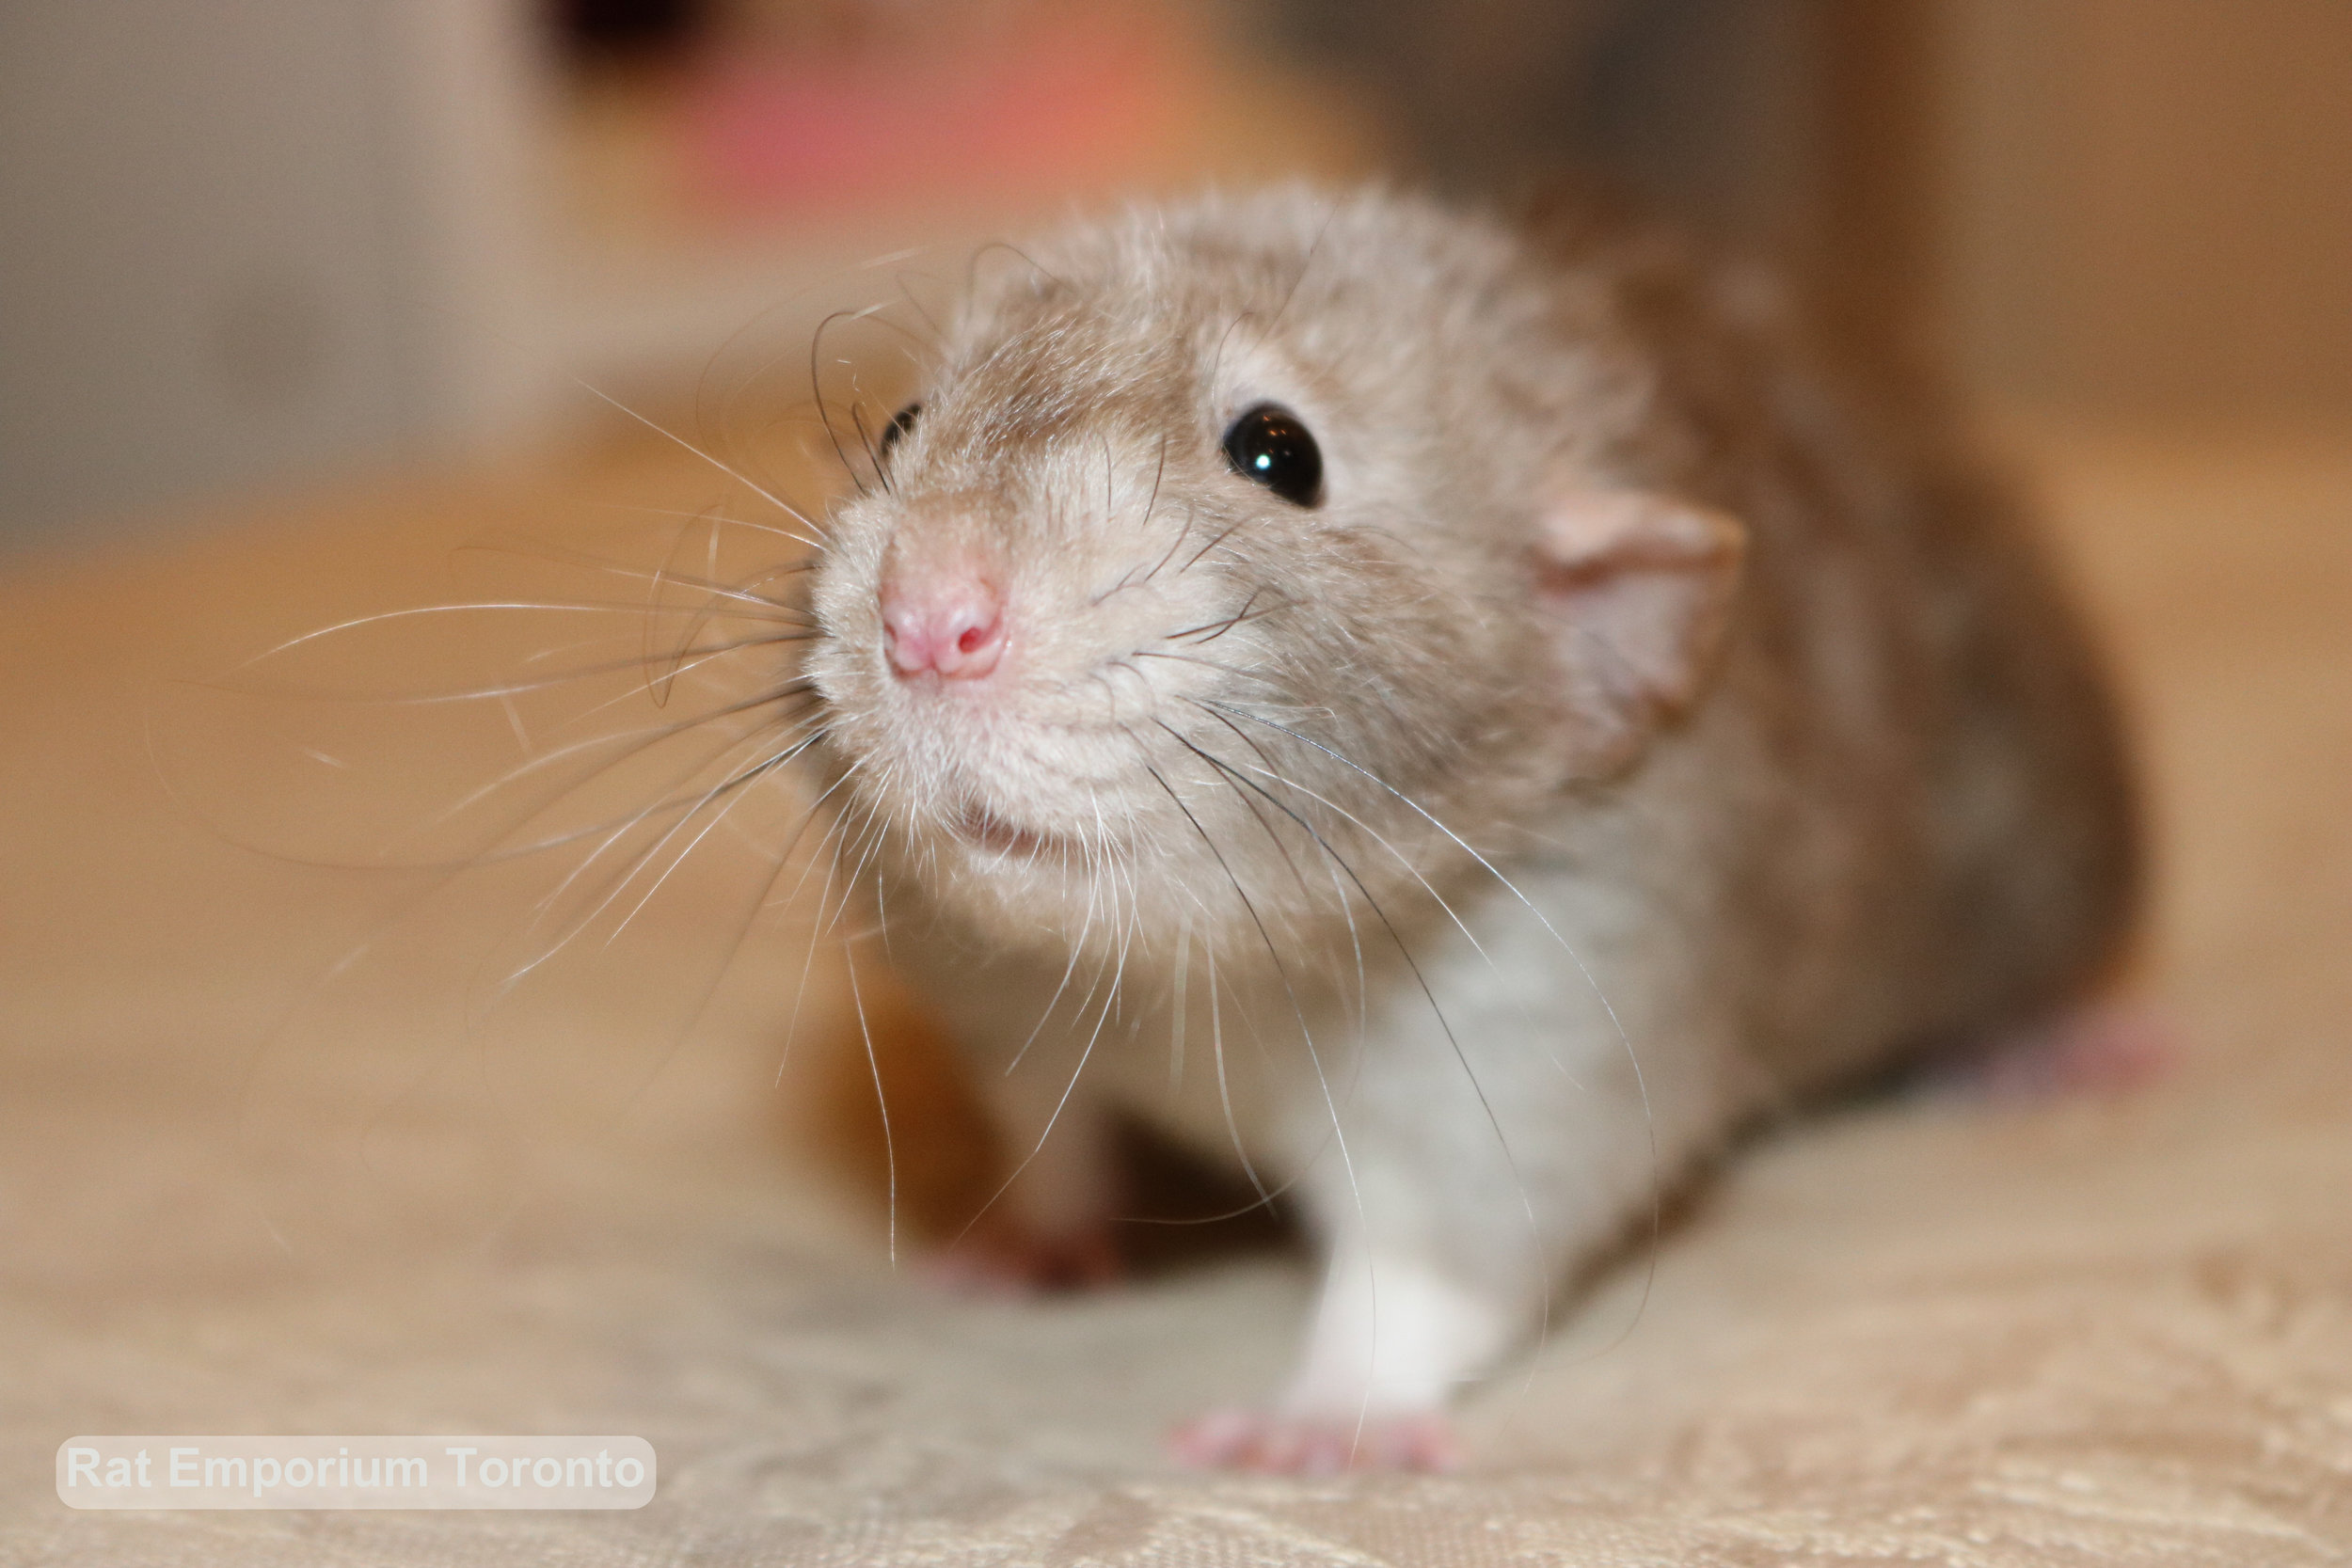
xmin=6 ymin=0 xmax=2345 ymax=551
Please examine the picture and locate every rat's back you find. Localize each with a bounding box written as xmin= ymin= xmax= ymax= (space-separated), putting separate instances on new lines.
xmin=1519 ymin=200 xmax=2139 ymax=1090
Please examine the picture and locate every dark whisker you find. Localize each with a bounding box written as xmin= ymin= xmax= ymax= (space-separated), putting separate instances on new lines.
xmin=1181 ymin=517 xmax=1248 ymax=574
xmin=1166 ymin=587 xmax=1290 ymax=646
xmin=964 ymin=238 xmax=1069 ymax=298
xmin=1141 ymin=500 xmax=1200 ymax=586
xmin=1153 ymin=719 xmax=1317 ymax=907
xmin=809 ymin=309 xmax=878 ymax=497
xmin=850 ymin=402 xmax=892 ymax=499
xmin=894 ymin=274 xmax=945 ymax=344
xmin=1132 ymin=749 xmax=1358 ymax=1217
xmin=1140 ymin=435 xmax=1168 ymax=532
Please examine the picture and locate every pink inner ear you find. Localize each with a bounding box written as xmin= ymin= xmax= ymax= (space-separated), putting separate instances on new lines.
xmin=1533 ymin=489 xmax=1747 ymax=724
xmin=1537 ymin=490 xmax=1743 ymax=576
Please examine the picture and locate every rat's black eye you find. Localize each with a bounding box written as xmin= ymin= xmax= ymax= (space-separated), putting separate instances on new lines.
xmin=1221 ymin=403 xmax=1323 ymax=508
xmin=879 ymin=401 xmax=920 ymax=460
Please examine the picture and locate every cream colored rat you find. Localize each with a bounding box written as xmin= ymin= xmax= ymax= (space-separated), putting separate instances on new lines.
xmin=799 ymin=187 xmax=2137 ymax=1471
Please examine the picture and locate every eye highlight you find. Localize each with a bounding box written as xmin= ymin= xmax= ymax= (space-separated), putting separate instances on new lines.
xmin=1221 ymin=403 xmax=1323 ymax=508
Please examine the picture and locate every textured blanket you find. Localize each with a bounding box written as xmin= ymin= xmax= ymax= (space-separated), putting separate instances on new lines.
xmin=4 ymin=421 xmax=2347 ymax=1565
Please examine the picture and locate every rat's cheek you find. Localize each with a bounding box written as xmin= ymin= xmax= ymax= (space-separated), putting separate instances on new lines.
xmin=805 ymin=567 xmax=880 ymax=676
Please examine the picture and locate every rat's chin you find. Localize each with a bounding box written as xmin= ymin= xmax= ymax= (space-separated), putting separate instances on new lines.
xmin=947 ymin=802 xmax=1087 ymax=864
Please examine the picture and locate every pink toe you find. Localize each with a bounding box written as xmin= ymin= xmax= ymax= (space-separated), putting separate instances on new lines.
xmin=1168 ymin=1409 xmax=1462 ymax=1474
xmin=1168 ymin=1408 xmax=1254 ymax=1468
xmin=1981 ymin=1001 xmax=2176 ymax=1100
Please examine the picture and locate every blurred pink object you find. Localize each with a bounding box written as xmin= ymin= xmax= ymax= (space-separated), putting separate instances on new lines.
xmin=680 ymin=8 xmax=1191 ymax=217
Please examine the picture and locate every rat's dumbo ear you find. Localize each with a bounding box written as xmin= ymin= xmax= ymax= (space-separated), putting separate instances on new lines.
xmin=1534 ymin=486 xmax=1746 ymax=760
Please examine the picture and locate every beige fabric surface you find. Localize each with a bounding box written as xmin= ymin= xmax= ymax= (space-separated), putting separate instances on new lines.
xmin=4 ymin=420 xmax=2349 ymax=1565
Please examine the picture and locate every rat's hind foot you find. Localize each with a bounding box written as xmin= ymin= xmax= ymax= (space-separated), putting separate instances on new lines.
xmin=1979 ymin=999 xmax=2174 ymax=1099
xmin=1919 ymin=999 xmax=2175 ymax=1101
xmin=924 ymin=1216 xmax=1121 ymax=1298
xmin=1168 ymin=1407 xmax=1460 ymax=1474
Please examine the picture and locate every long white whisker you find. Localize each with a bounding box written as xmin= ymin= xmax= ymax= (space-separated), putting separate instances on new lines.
xmin=486 ymin=724 xmax=808 ymax=997
xmin=453 ymin=537 xmax=818 ymax=614
xmin=573 ymin=380 xmax=828 ymax=547
xmin=1206 ymin=700 xmax=1660 ymax=1365
xmin=386 ymin=686 xmax=819 ymax=864
xmin=771 ymin=760 xmax=871 ymax=1080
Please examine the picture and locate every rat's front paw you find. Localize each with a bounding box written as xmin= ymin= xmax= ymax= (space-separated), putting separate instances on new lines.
xmin=1168 ymin=1406 xmax=1460 ymax=1474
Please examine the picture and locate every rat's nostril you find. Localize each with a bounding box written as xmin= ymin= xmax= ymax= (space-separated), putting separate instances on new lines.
xmin=879 ymin=575 xmax=1005 ymax=681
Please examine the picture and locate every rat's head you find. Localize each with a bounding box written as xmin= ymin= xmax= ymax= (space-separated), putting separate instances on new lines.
xmin=803 ymin=190 xmax=1744 ymax=958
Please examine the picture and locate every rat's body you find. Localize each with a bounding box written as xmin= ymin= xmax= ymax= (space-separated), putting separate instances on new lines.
xmin=800 ymin=188 xmax=2136 ymax=1469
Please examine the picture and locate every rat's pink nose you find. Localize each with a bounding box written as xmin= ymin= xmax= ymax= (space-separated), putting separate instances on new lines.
xmin=880 ymin=574 xmax=1006 ymax=679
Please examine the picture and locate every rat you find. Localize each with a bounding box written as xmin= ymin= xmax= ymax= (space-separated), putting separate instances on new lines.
xmin=795 ymin=186 xmax=2138 ymax=1472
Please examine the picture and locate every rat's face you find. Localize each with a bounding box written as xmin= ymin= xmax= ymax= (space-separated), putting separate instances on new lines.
xmin=802 ymin=194 xmax=1677 ymax=959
